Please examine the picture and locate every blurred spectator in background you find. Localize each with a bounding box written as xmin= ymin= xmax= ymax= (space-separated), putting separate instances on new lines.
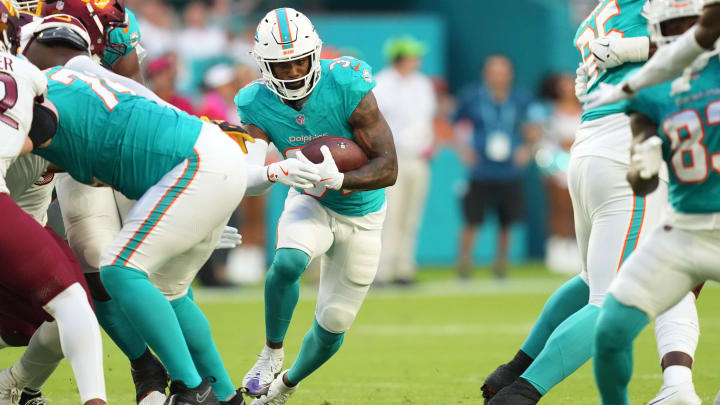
xmin=375 ymin=36 xmax=436 ymax=286
xmin=137 ymin=0 xmax=175 ymax=58
xmin=198 ymin=63 xmax=241 ymax=122
xmin=146 ymin=53 xmax=196 ymax=114
xmin=536 ymin=74 xmax=582 ymax=274
xmin=176 ymin=1 xmax=228 ymax=62
xmin=454 ymin=55 xmax=543 ymax=279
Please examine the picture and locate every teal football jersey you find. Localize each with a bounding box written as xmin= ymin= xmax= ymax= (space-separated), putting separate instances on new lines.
xmin=235 ymin=57 xmax=385 ymax=217
xmin=575 ymin=0 xmax=648 ymax=122
xmin=101 ymin=8 xmax=141 ymax=69
xmin=36 ymin=66 xmax=202 ymax=200
xmin=627 ymin=56 xmax=720 ymax=213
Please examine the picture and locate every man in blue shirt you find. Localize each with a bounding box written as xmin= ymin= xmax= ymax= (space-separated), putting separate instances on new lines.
xmin=455 ymin=55 xmax=542 ymax=279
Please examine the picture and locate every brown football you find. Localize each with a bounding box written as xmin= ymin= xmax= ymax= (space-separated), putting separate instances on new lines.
xmin=300 ymin=136 xmax=368 ymax=173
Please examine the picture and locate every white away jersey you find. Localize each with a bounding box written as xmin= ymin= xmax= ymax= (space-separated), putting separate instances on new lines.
xmin=0 ymin=53 xmax=47 ymax=194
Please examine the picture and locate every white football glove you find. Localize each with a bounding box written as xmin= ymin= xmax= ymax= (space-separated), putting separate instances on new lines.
xmin=590 ymin=38 xmax=625 ymax=69
xmin=267 ymin=158 xmax=321 ymax=189
xmin=215 ymin=226 xmax=243 ymax=250
xmin=296 ymin=145 xmax=344 ymax=191
xmin=590 ymin=37 xmax=650 ymax=70
xmin=575 ymin=62 xmax=588 ymax=99
xmin=631 ymin=136 xmax=663 ymax=179
xmin=579 ymin=81 xmax=634 ymax=110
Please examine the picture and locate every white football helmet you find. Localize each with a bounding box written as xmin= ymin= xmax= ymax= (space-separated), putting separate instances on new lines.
xmin=648 ymin=0 xmax=703 ymax=46
xmin=253 ymin=7 xmax=322 ymax=100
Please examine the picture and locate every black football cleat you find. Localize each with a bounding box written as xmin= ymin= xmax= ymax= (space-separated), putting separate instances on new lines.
xmin=482 ymin=351 xmax=533 ymax=403
xmin=487 ymin=378 xmax=542 ymax=405
xmin=166 ymin=379 xmax=219 ymax=405
xmin=220 ymin=390 xmax=246 ymax=405
xmin=19 ymin=388 xmax=47 ymax=405
xmin=131 ymin=349 xmax=170 ymax=404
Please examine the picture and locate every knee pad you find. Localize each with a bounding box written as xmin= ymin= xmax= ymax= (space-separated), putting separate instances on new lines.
xmin=317 ymin=304 xmax=356 ymax=334
xmin=269 ymin=249 xmax=308 ymax=282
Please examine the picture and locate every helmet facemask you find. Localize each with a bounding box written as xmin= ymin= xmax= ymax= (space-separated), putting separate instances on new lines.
xmin=256 ymin=44 xmax=322 ymax=101
xmin=648 ymin=0 xmax=703 ymax=47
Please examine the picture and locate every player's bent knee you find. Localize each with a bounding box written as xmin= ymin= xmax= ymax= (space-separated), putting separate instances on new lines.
xmin=44 ymin=283 xmax=90 ymax=315
xmin=269 ymin=248 xmax=309 ymax=282
xmin=317 ymin=305 xmax=356 ymax=334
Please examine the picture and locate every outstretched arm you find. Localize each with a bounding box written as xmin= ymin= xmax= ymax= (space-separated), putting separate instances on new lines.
xmin=343 ymin=91 xmax=398 ymax=190
xmin=627 ymin=112 xmax=661 ymax=196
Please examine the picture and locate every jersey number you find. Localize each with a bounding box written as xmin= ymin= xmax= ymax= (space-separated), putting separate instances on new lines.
xmin=662 ymin=101 xmax=720 ymax=183
xmin=48 ymin=68 xmax=135 ymax=111
xmin=575 ymin=0 xmax=624 ymax=88
xmin=0 ymin=72 xmax=19 ymax=129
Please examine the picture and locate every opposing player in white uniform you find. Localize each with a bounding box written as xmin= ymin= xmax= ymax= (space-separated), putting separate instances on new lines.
xmin=583 ymin=0 xmax=720 ymax=110
xmin=0 ymin=2 xmax=107 ymax=404
xmin=486 ymin=1 xmax=702 ymax=404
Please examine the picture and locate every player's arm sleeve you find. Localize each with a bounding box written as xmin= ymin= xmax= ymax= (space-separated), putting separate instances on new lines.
xmin=626 ymin=26 xmax=707 ymax=93
xmin=244 ymin=138 xmax=274 ymax=196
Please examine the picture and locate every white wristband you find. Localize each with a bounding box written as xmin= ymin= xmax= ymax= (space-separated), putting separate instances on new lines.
xmin=613 ymin=36 xmax=650 ymax=63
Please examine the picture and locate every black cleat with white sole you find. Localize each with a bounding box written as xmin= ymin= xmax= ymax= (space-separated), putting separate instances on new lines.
xmin=131 ymin=349 xmax=170 ymax=404
xmin=165 ymin=379 xmax=219 ymax=405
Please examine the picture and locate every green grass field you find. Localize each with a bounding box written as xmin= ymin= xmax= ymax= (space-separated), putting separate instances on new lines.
xmin=4 ymin=264 xmax=720 ymax=404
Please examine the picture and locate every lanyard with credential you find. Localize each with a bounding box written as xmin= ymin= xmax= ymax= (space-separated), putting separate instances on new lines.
xmin=479 ymin=87 xmax=516 ymax=162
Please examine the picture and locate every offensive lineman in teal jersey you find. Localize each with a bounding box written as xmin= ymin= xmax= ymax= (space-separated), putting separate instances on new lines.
xmin=17 ymin=2 xmax=177 ymax=403
xmin=486 ymin=1 xmax=700 ymax=404
xmin=34 ymin=65 xmax=252 ymax=404
xmin=594 ymin=2 xmax=720 ymax=404
xmin=235 ymin=8 xmax=397 ymax=405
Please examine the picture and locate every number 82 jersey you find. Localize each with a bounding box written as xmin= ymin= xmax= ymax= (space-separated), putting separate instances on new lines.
xmin=575 ymin=0 xmax=649 ymax=122
xmin=0 ymin=54 xmax=47 ymax=195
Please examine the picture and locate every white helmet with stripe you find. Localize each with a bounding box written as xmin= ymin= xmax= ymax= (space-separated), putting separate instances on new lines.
xmin=648 ymin=0 xmax=703 ymax=46
xmin=253 ymin=7 xmax=322 ymax=100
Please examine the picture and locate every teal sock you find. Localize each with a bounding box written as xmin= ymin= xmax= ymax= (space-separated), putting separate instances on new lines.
xmin=520 ymin=275 xmax=589 ymax=358
xmin=100 ymin=265 xmax=201 ymax=388
xmin=521 ymin=304 xmax=599 ymax=394
xmin=265 ymin=249 xmax=309 ymax=343
xmin=594 ymin=294 xmax=649 ymax=405
xmin=93 ymin=298 xmax=147 ymax=360
xmin=171 ymin=295 xmax=235 ymax=401
xmin=287 ymin=320 xmax=344 ymax=385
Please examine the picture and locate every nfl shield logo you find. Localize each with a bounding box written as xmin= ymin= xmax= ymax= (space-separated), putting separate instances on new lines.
xmin=296 ymin=114 xmax=305 ymax=125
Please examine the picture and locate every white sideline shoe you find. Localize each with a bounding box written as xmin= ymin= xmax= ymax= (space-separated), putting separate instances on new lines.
xmin=242 ymin=346 xmax=284 ymax=397
xmin=648 ymin=382 xmax=701 ymax=405
xmin=0 ymin=367 xmax=21 ymax=405
xmin=250 ymin=371 xmax=297 ymax=405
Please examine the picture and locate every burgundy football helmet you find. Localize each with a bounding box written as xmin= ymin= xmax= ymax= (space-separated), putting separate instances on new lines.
xmin=41 ymin=0 xmax=125 ymax=56
xmin=0 ymin=1 xmax=20 ymax=54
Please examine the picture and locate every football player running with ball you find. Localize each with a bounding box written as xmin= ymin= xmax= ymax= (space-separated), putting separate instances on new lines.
xmin=593 ymin=2 xmax=720 ymax=404
xmin=486 ymin=1 xmax=702 ymax=404
xmin=235 ymin=8 xmax=397 ymax=405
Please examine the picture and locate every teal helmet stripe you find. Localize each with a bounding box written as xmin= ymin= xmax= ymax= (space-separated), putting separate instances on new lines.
xmin=275 ymin=8 xmax=294 ymax=50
